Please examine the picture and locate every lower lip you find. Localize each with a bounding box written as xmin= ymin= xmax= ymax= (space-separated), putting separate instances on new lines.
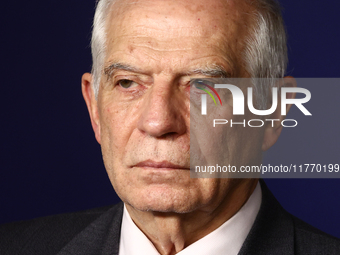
xmin=134 ymin=166 xmax=188 ymax=171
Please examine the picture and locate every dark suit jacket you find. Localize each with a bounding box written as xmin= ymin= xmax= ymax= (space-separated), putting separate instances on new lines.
xmin=1 ymin=181 xmax=340 ymax=254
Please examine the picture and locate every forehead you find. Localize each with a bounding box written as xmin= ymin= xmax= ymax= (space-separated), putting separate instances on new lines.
xmin=104 ymin=0 xmax=254 ymax=74
xmin=109 ymin=0 xmax=250 ymax=27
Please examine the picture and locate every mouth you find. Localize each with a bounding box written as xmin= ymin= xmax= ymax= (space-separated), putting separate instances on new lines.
xmin=134 ymin=160 xmax=190 ymax=170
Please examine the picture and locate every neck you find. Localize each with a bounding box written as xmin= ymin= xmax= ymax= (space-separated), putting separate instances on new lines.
xmin=125 ymin=179 xmax=258 ymax=255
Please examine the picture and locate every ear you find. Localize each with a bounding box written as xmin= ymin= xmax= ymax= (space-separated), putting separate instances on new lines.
xmin=82 ymin=73 xmax=101 ymax=144
xmin=262 ymin=76 xmax=296 ymax=151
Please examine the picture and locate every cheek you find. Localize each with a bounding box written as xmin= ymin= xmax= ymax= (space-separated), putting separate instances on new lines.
xmin=191 ymin=115 xmax=264 ymax=175
xmin=98 ymin=106 xmax=131 ymax=176
xmin=190 ymin=103 xmax=235 ymax=167
xmin=99 ymin=97 xmax=140 ymax=149
xmin=235 ymin=123 xmax=264 ymax=166
xmin=100 ymin=109 xmax=120 ymax=153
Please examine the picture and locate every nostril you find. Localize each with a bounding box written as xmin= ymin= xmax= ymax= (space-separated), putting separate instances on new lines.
xmin=159 ymin=132 xmax=178 ymax=140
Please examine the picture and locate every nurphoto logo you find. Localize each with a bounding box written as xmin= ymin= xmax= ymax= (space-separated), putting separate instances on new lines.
xmin=194 ymin=79 xmax=312 ymax=128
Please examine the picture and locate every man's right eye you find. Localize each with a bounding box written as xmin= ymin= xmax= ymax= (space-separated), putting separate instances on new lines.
xmin=117 ymin=79 xmax=137 ymax=89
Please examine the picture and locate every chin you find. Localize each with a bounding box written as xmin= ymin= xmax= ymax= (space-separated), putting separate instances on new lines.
xmin=121 ymin=186 xmax=201 ymax=213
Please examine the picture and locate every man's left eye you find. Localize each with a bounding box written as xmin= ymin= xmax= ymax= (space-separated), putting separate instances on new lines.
xmin=190 ymin=79 xmax=213 ymax=90
xmin=118 ymin=79 xmax=137 ymax=89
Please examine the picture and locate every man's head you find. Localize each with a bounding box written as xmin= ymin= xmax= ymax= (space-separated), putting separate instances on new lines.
xmin=82 ymin=0 xmax=288 ymax=214
xmin=91 ymin=0 xmax=287 ymax=107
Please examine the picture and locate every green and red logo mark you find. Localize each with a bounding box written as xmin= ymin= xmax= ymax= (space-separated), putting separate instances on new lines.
xmin=195 ymin=80 xmax=223 ymax=106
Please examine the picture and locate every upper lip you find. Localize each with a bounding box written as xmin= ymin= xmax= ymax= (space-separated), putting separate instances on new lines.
xmin=134 ymin=160 xmax=189 ymax=169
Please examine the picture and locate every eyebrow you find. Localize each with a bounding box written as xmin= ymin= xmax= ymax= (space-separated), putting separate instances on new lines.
xmin=103 ymin=62 xmax=232 ymax=79
xmin=188 ymin=65 xmax=232 ymax=78
xmin=104 ymin=62 xmax=143 ymax=78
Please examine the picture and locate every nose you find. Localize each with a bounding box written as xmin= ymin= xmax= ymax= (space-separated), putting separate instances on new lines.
xmin=137 ymin=81 xmax=188 ymax=138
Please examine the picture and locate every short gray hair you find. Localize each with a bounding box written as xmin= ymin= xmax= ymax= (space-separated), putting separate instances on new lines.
xmin=91 ymin=0 xmax=115 ymax=99
xmin=244 ymin=0 xmax=288 ymax=108
xmin=90 ymin=0 xmax=288 ymax=106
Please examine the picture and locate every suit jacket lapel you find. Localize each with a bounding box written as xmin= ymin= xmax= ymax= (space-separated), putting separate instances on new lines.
xmin=238 ymin=180 xmax=295 ymax=255
xmin=57 ymin=203 xmax=124 ymax=255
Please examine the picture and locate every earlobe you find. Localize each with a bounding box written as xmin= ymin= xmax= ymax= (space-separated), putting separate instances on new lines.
xmin=262 ymin=76 xmax=297 ymax=151
xmin=81 ymin=73 xmax=101 ymax=144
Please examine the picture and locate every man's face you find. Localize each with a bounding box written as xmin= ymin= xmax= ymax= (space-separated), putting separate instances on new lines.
xmin=88 ymin=0 xmax=264 ymax=213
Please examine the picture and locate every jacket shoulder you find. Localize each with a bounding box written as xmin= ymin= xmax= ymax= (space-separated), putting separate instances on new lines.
xmin=0 ymin=203 xmax=122 ymax=255
xmin=293 ymin=216 xmax=340 ymax=254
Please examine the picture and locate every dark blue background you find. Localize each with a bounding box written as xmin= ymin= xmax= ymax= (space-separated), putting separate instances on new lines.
xmin=1 ymin=0 xmax=340 ymax=238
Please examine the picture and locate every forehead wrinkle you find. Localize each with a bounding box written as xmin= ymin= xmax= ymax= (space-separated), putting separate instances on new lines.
xmin=106 ymin=51 xmax=235 ymax=79
xmin=130 ymin=24 xmax=209 ymax=37
xmin=107 ymin=35 xmax=237 ymax=66
xmin=105 ymin=39 xmax=237 ymax=79
xmin=114 ymin=41 xmax=200 ymax=52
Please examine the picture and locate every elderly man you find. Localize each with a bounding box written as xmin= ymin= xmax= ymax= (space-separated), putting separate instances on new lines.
xmin=1 ymin=0 xmax=340 ymax=254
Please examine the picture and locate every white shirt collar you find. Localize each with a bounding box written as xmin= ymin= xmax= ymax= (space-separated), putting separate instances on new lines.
xmin=119 ymin=182 xmax=262 ymax=255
